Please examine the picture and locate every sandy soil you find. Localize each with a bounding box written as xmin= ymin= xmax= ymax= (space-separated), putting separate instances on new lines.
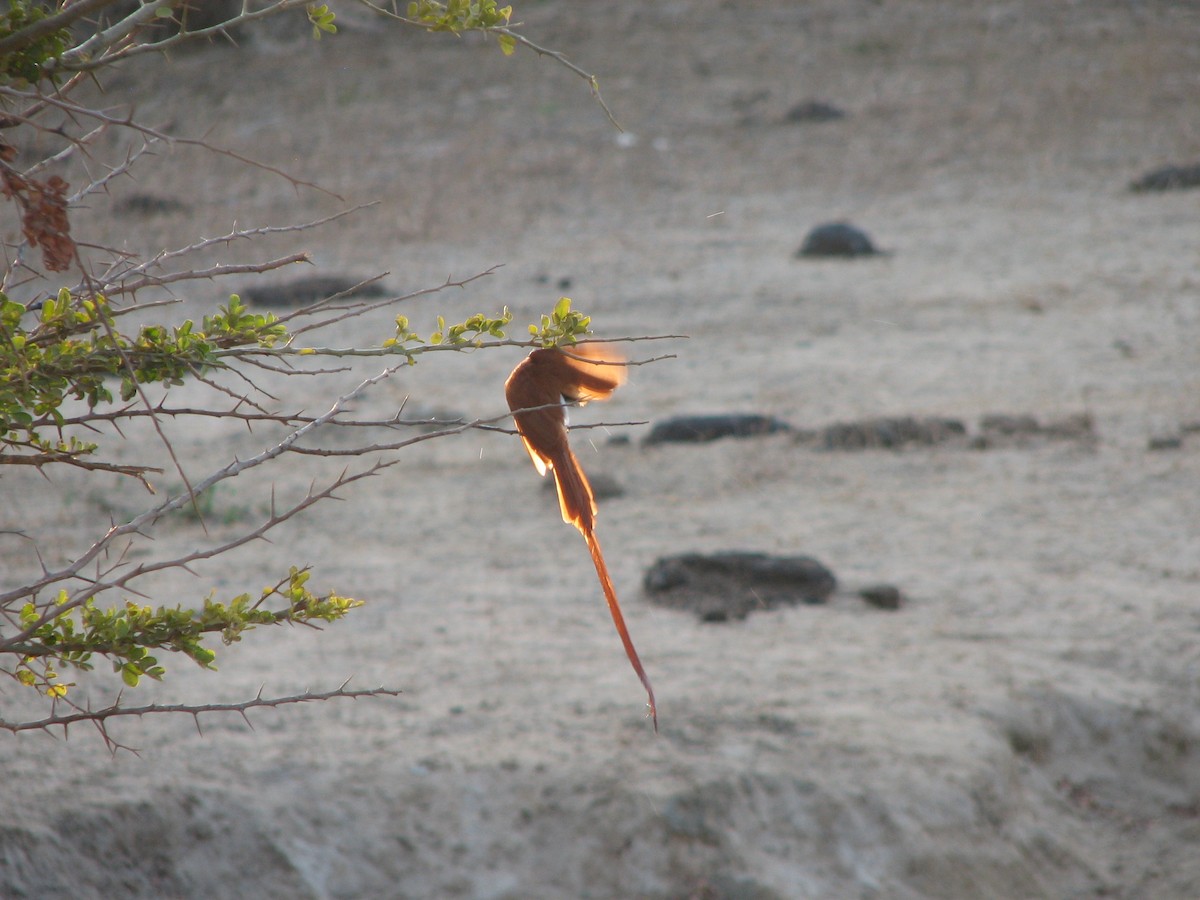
xmin=3 ymin=2 xmax=1200 ymax=897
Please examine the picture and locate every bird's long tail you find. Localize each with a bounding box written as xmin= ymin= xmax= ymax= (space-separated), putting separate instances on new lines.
xmin=539 ymin=390 xmax=657 ymax=730
xmin=585 ymin=527 xmax=658 ymax=732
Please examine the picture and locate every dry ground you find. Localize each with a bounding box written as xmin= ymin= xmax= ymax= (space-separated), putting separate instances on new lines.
xmin=3 ymin=2 xmax=1200 ymax=897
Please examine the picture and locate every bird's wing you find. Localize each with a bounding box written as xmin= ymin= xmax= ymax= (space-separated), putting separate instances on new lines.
xmin=557 ymin=343 xmax=627 ymax=403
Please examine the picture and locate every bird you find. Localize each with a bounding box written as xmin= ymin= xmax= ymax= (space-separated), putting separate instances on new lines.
xmin=505 ymin=342 xmax=657 ymax=731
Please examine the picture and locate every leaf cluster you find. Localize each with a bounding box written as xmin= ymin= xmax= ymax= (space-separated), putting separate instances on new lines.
xmin=307 ymin=3 xmax=338 ymax=39
xmin=1 ymin=291 xmax=285 ymax=471
xmin=0 ymin=0 xmax=69 ymax=85
xmin=406 ymin=0 xmax=516 ymax=54
xmin=424 ymin=307 xmax=512 ymax=347
xmin=528 ymin=296 xmax=591 ymax=347
xmin=11 ymin=568 xmax=359 ymax=696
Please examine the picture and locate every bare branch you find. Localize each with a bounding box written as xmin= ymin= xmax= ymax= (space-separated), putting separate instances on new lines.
xmin=0 ymin=450 xmax=162 ymax=481
xmin=95 ymin=203 xmax=379 ymax=291
xmin=106 ymin=251 xmax=313 ymax=296
xmin=49 ymin=1 xmax=316 ymax=73
xmin=0 ymin=86 xmax=340 ymax=200
xmin=492 ymin=27 xmax=622 ymax=130
xmin=352 ymin=0 xmax=622 ymax=128
xmin=65 ymin=138 xmax=160 ymax=205
xmin=47 ymin=1 xmax=176 ymax=66
xmin=277 ymin=265 xmax=503 ymax=334
xmin=0 ymin=685 xmax=404 ymax=737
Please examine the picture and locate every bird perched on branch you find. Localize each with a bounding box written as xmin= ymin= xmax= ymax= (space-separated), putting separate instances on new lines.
xmin=505 ymin=342 xmax=657 ymax=731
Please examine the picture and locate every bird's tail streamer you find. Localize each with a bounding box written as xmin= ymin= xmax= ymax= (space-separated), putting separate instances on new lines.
xmin=585 ymin=528 xmax=658 ymax=732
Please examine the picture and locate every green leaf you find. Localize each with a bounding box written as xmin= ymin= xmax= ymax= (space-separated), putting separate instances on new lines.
xmin=307 ymin=4 xmax=337 ymax=39
xmin=193 ymin=647 xmax=217 ymax=668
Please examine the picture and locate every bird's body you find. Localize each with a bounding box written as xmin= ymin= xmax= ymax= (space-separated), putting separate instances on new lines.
xmin=505 ymin=343 xmax=657 ymax=730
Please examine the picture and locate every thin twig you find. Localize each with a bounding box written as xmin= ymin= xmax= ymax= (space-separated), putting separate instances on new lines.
xmin=0 ymin=86 xmax=340 ymax=200
xmin=0 ymin=685 xmax=403 ymax=736
xmin=48 ymin=1 xmax=316 ymax=72
xmin=279 ymin=265 xmax=503 ymax=335
xmin=352 ymin=1 xmax=621 ymax=129
xmin=98 ymin=203 xmax=378 ymax=291
xmin=106 ymin=252 xmax=313 ymax=296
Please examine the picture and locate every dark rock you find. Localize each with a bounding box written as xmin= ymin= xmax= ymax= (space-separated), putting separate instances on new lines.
xmin=820 ymin=416 xmax=966 ymax=450
xmin=859 ymin=583 xmax=903 ymax=610
xmin=240 ymin=275 xmax=388 ymax=308
xmin=644 ymin=552 xmax=837 ymax=622
xmin=973 ymin=413 xmax=1096 ymax=448
xmin=1039 ymin=413 xmax=1095 ymax=440
xmin=979 ymin=414 xmax=1041 ymax=437
xmin=114 ymin=193 xmax=189 ymax=217
xmin=801 ymin=413 xmax=1096 ymax=452
xmin=784 ymin=100 xmax=847 ymax=123
xmin=532 ymin=274 xmax=573 ymax=291
xmin=644 ymin=414 xmax=791 ymax=446
xmin=796 ymin=222 xmax=881 ymax=258
xmin=1129 ymin=163 xmax=1200 ymax=193
xmin=1148 ymin=434 xmax=1183 ymax=452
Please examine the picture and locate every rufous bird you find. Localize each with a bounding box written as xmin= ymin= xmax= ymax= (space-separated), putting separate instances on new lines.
xmin=505 ymin=342 xmax=657 ymax=731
